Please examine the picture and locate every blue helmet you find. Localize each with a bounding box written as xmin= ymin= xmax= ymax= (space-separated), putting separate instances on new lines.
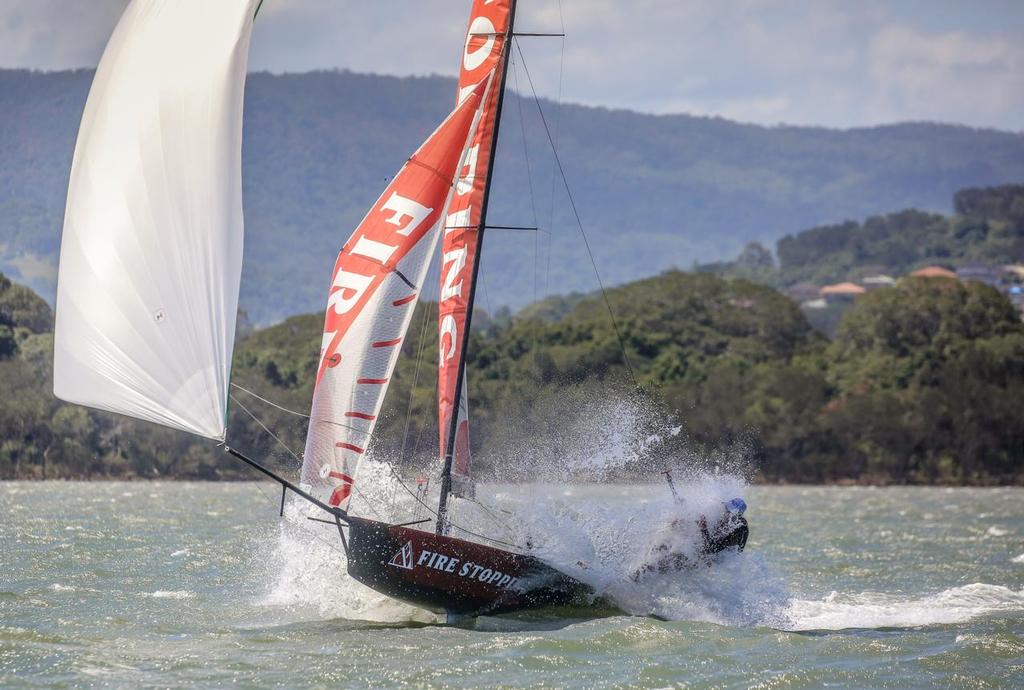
xmin=725 ymin=498 xmax=747 ymax=514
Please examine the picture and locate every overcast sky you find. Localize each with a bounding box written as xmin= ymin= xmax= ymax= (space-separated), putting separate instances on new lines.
xmin=3 ymin=0 xmax=1023 ymax=131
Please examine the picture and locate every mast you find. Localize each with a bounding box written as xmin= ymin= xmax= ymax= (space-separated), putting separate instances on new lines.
xmin=437 ymin=0 xmax=518 ymax=535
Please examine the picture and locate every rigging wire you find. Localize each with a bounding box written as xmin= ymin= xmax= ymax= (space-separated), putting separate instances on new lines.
xmin=224 ymin=394 xmax=353 ymax=557
xmin=477 ymin=256 xmax=495 ymax=321
xmin=393 ymin=256 xmax=441 ymax=514
xmin=343 ymin=466 xmax=389 ymax=522
xmin=513 ymin=37 xmax=639 ymax=389
xmin=544 ymin=2 xmax=566 ymax=301
xmin=230 ymin=393 xmax=302 ymax=463
xmin=510 ymin=48 xmax=543 ymax=384
xmin=398 ymin=298 xmax=432 ymax=460
xmin=230 ymin=382 xmax=310 ymax=418
xmin=471 ymin=495 xmax=528 ymax=546
xmin=230 ymin=381 xmax=373 ymax=441
xmin=228 ymin=383 xmax=385 ymax=513
xmin=230 ymin=392 xmax=385 ymax=520
xmin=383 ymin=460 xmax=527 ymax=551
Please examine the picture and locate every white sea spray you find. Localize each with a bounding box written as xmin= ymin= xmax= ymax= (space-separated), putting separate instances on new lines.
xmin=256 ymin=392 xmax=788 ymax=626
xmin=785 ymin=584 xmax=1024 ymax=631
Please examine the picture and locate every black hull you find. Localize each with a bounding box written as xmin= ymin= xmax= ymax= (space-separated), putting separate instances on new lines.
xmin=346 ymin=517 xmax=593 ymax=617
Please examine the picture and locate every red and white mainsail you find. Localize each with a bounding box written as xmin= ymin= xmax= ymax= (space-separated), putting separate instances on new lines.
xmin=438 ymin=0 xmax=515 ymax=499
xmin=300 ymin=85 xmax=487 ymax=510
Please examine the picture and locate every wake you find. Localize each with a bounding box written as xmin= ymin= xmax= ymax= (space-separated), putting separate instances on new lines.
xmin=784 ymin=583 xmax=1024 ymax=631
xmin=252 ymin=477 xmax=1024 ymax=632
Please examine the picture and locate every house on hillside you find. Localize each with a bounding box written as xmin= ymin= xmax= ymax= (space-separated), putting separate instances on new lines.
xmin=820 ymin=282 xmax=866 ymax=304
xmin=1004 ymin=265 xmax=1024 ymax=282
xmin=957 ymin=264 xmax=1002 ymax=286
xmin=911 ymin=265 xmax=958 ymax=279
xmin=861 ymin=274 xmax=896 ymax=291
xmin=783 ymin=282 xmax=821 ymax=304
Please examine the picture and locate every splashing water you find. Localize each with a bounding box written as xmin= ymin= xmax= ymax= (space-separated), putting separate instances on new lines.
xmin=259 ymin=519 xmax=438 ymax=624
xmin=486 ymin=476 xmax=791 ymax=627
xmin=258 ymin=461 xmax=440 ymax=624
xmin=257 ymin=393 xmax=792 ymax=626
xmin=785 ymin=584 xmax=1024 ymax=631
xmin=254 ymin=394 xmax=1023 ymax=633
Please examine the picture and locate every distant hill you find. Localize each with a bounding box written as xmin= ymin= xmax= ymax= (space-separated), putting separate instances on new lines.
xmin=2 ymin=68 xmax=1024 ymax=323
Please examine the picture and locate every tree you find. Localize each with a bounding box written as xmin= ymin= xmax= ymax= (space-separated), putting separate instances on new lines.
xmin=823 ymin=277 xmax=1024 ymax=483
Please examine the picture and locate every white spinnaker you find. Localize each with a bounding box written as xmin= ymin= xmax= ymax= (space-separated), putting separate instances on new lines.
xmin=53 ymin=0 xmax=258 ymax=439
xmin=300 ymin=85 xmax=488 ymax=511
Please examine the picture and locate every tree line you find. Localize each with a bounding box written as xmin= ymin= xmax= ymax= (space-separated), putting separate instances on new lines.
xmin=3 ymin=261 xmax=1022 ymax=484
xmin=705 ymin=183 xmax=1024 ymax=289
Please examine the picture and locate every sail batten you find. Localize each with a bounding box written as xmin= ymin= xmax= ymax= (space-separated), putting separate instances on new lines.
xmin=299 ymin=84 xmax=488 ymax=511
xmin=53 ymin=0 xmax=259 ymax=440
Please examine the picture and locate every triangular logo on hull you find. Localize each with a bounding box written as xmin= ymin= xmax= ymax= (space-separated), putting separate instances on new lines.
xmin=388 ymin=540 xmax=415 ymax=570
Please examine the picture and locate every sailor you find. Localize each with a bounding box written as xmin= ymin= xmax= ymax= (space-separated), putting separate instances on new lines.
xmin=630 ymin=498 xmax=749 ymax=582
xmin=699 ymin=498 xmax=749 ymax=555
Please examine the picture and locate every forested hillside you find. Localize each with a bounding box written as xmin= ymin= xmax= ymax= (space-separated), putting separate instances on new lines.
xmin=775 ymin=185 xmax=1024 ymax=286
xmin=3 ymin=68 xmax=1024 ymax=323
xmin=695 ymin=184 xmax=1024 ymax=334
xmin=4 ymin=269 xmax=1022 ymax=485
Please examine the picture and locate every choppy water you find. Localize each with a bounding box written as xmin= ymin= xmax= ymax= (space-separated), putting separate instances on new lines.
xmin=2 ymin=482 xmax=1022 ymax=688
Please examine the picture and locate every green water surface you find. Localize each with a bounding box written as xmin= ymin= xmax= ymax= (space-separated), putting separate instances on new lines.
xmin=1 ymin=483 xmax=1021 ymax=689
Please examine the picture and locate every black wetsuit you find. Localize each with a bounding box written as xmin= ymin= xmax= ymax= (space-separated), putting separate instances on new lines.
xmin=630 ymin=514 xmax=749 ymax=581
xmin=701 ymin=515 xmax=748 ymax=555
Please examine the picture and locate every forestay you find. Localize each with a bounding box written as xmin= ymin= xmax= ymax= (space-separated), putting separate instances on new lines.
xmin=438 ymin=0 xmax=515 ymax=497
xmin=53 ymin=0 xmax=259 ymax=439
xmin=300 ymin=84 xmax=488 ymax=510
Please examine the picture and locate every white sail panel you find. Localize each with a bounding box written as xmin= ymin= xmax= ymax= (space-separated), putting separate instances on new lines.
xmin=53 ymin=0 xmax=259 ymax=439
xmin=300 ymin=87 xmax=486 ymax=510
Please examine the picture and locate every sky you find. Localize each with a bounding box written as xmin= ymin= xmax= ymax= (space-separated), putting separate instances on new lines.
xmin=2 ymin=0 xmax=1023 ymax=131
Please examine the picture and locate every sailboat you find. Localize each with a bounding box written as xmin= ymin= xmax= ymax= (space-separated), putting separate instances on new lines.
xmin=53 ymin=0 xmax=594 ymax=618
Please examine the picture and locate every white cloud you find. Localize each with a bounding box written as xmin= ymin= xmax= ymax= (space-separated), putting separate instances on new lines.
xmin=865 ymin=25 xmax=1024 ymax=124
xmin=0 ymin=0 xmax=126 ymax=70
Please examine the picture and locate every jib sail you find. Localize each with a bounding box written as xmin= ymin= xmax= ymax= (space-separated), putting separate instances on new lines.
xmin=299 ymin=84 xmax=488 ymax=510
xmin=53 ymin=0 xmax=259 ymax=439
